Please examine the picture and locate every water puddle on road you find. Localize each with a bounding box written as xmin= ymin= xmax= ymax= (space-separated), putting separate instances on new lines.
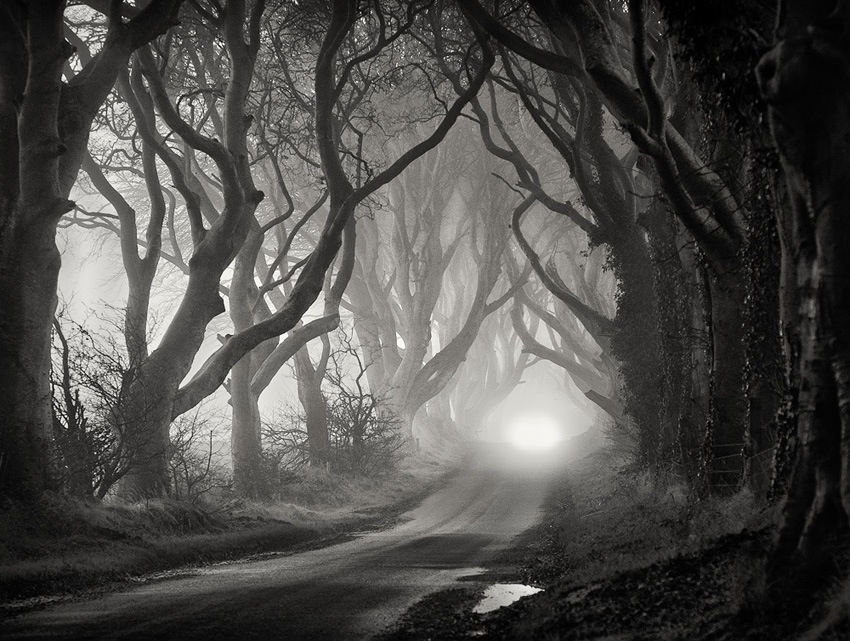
xmin=473 ymin=583 xmax=543 ymax=614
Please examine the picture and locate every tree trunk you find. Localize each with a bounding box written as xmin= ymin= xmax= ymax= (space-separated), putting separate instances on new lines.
xmin=118 ymin=265 xmax=231 ymax=497
xmin=644 ymin=204 xmax=702 ymax=475
xmin=350 ymin=303 xmax=386 ymax=394
xmin=229 ymin=224 xmax=268 ymax=498
xmin=295 ymin=347 xmax=329 ymax=469
xmin=0 ymin=223 xmax=62 ymax=500
xmin=0 ymin=0 xmax=182 ymax=502
xmin=757 ymin=0 xmax=850 ymax=591
xmin=116 ymin=369 xmax=174 ymax=498
xmin=610 ymin=227 xmax=664 ymax=468
xmin=230 ymin=354 xmax=265 ymax=498
xmin=0 ymin=2 xmax=72 ymax=500
xmin=706 ymin=268 xmax=749 ymax=492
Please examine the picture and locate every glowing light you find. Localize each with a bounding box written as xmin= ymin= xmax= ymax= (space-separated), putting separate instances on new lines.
xmin=505 ymin=412 xmax=564 ymax=452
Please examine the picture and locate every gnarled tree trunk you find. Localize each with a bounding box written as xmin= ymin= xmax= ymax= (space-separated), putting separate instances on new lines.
xmin=0 ymin=0 xmax=181 ymax=501
xmin=757 ymin=0 xmax=850 ymax=590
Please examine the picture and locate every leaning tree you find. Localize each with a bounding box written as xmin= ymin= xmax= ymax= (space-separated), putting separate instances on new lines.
xmin=105 ymin=0 xmax=494 ymax=497
xmin=456 ymin=0 xmax=784 ymax=492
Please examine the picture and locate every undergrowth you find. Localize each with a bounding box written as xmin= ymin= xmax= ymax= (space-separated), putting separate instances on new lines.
xmin=384 ymin=444 xmax=790 ymax=640
xmin=0 ymin=460 xmax=445 ymax=607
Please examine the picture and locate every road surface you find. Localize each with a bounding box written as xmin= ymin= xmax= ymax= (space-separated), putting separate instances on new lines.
xmin=1 ymin=445 xmax=564 ymax=640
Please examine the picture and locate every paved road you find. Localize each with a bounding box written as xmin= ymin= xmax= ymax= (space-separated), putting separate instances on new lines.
xmin=2 ymin=445 xmax=564 ymax=640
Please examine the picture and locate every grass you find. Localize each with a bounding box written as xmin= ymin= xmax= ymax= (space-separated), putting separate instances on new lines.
xmin=0 ymin=457 xmax=448 ymax=612
xmin=490 ymin=447 xmax=788 ymax=639
xmin=495 ymin=446 xmax=773 ymax=586
xmin=381 ymin=441 xmax=796 ymax=640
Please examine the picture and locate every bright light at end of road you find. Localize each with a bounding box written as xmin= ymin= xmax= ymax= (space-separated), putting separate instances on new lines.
xmin=505 ymin=412 xmax=564 ymax=452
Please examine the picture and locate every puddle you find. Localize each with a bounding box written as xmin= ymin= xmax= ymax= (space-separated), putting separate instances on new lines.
xmin=456 ymin=567 xmax=487 ymax=580
xmin=473 ymin=583 xmax=543 ymax=614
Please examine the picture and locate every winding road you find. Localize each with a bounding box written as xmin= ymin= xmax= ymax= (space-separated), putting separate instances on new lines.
xmin=1 ymin=444 xmax=565 ymax=640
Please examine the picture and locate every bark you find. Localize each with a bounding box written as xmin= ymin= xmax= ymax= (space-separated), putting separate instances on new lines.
xmin=0 ymin=2 xmax=85 ymax=500
xmin=229 ymin=223 xmax=266 ymax=498
xmin=0 ymin=0 xmax=181 ymax=501
xmin=294 ymin=345 xmax=330 ymax=468
xmin=757 ymin=0 xmax=850 ymax=590
xmin=230 ymin=351 xmax=264 ymax=497
xmin=119 ymin=0 xmax=266 ymax=496
xmin=118 ymin=261 xmax=236 ymax=497
xmin=706 ymin=269 xmax=748 ymax=489
xmin=0 ymin=226 xmax=65 ymax=500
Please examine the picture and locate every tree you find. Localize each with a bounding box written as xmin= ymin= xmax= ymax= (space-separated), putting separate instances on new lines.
xmin=56 ymin=0 xmax=494 ymax=498
xmin=323 ymin=327 xmax=403 ymax=474
xmin=343 ymin=123 xmax=520 ymax=442
xmin=463 ymin=52 xmax=667 ymax=469
xmin=74 ymin=9 xmax=335 ymax=497
xmin=293 ymin=338 xmax=331 ymax=468
xmin=98 ymin=0 xmax=269 ymax=497
xmin=445 ymin=297 xmax=532 ymax=434
xmin=0 ymin=0 xmax=182 ymax=501
xmin=51 ymin=316 xmax=131 ymax=499
xmin=97 ymin=0 xmax=494 ymax=497
xmin=511 ymin=270 xmax=621 ymax=425
xmin=457 ymin=0 xmax=783 ymax=491
xmin=757 ymin=0 xmax=850 ymax=593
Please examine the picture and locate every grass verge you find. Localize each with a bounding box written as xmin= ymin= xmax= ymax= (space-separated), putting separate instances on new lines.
xmin=0 ymin=458 xmax=450 ymax=615
xmin=379 ymin=445 xmax=850 ymax=640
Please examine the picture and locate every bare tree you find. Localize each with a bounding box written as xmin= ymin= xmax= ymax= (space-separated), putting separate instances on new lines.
xmin=0 ymin=0 xmax=182 ymax=501
xmin=465 ymin=62 xmax=666 ymax=466
xmin=456 ymin=0 xmax=782 ymax=491
xmin=94 ymin=0 xmax=495 ymax=497
xmin=343 ymin=124 xmax=522 ymax=443
xmin=446 ymin=291 xmax=532 ymax=434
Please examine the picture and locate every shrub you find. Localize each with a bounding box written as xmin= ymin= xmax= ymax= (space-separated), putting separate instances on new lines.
xmin=264 ymin=327 xmax=403 ymax=477
xmin=167 ymin=409 xmax=231 ymax=504
xmin=51 ymin=316 xmax=130 ymax=499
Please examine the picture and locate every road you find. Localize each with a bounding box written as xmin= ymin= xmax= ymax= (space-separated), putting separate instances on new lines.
xmin=1 ymin=445 xmax=564 ymax=640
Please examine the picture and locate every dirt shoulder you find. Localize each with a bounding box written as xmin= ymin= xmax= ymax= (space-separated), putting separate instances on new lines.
xmin=0 ymin=458 xmax=452 ymax=615
xmin=378 ymin=445 xmax=849 ymax=641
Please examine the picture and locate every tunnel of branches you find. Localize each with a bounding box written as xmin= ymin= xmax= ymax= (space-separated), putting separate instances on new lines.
xmin=1 ymin=0 xmax=850 ymax=605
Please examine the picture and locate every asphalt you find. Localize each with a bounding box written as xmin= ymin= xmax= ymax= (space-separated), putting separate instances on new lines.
xmin=1 ymin=444 xmax=564 ymax=640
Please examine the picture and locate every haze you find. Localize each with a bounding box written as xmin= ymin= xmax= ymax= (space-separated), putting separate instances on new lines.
xmin=1 ymin=1 xmax=849 ymax=639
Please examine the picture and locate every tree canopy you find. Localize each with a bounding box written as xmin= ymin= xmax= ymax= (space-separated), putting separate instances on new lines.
xmin=2 ymin=0 xmax=850 ymax=627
